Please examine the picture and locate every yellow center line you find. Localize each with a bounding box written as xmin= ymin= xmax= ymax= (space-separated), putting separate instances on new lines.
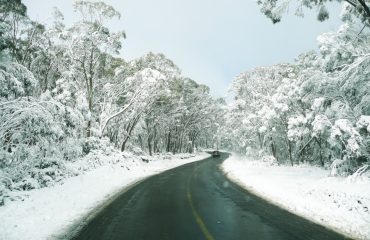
xmin=186 ymin=165 xmax=215 ymax=240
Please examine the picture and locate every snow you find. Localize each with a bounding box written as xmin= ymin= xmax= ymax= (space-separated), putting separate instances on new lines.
xmin=0 ymin=151 xmax=210 ymax=240
xmin=221 ymin=154 xmax=370 ymax=240
xmin=311 ymin=97 xmax=325 ymax=110
xmin=357 ymin=115 xmax=370 ymax=133
xmin=312 ymin=114 xmax=331 ymax=135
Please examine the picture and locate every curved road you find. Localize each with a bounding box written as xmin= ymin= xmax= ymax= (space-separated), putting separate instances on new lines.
xmin=71 ymin=153 xmax=349 ymax=240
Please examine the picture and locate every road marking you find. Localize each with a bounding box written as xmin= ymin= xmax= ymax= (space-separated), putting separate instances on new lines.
xmin=186 ymin=165 xmax=215 ymax=240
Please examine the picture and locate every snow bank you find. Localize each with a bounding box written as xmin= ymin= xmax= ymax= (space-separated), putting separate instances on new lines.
xmin=221 ymin=154 xmax=370 ymax=240
xmin=0 ymin=151 xmax=210 ymax=240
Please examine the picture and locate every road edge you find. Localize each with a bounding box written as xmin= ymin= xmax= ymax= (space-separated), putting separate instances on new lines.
xmin=53 ymin=152 xmax=211 ymax=240
xmin=218 ymin=158 xmax=359 ymax=240
xmin=52 ymin=176 xmax=151 ymax=240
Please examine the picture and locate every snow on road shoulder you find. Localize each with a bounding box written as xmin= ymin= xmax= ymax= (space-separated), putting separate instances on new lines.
xmin=221 ymin=154 xmax=370 ymax=240
xmin=0 ymin=152 xmax=210 ymax=240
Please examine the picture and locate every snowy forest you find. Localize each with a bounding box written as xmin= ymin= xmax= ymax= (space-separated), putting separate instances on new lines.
xmin=0 ymin=0 xmax=223 ymax=199
xmin=222 ymin=0 xmax=370 ymax=176
xmin=0 ymin=0 xmax=370 ymax=211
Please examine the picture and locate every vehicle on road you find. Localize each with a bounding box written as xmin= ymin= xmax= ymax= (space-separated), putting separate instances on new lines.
xmin=212 ymin=150 xmax=220 ymax=157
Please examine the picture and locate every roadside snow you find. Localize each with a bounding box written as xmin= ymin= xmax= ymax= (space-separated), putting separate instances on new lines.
xmin=221 ymin=154 xmax=370 ymax=240
xmin=0 ymin=151 xmax=210 ymax=240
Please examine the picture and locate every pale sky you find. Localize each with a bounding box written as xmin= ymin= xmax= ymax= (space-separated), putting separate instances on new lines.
xmin=23 ymin=0 xmax=342 ymax=97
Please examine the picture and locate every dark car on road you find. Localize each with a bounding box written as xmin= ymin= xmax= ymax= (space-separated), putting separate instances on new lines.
xmin=212 ymin=150 xmax=220 ymax=157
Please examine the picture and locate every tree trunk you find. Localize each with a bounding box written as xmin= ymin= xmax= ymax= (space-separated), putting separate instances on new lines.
xmin=153 ymin=128 xmax=158 ymax=153
xmin=86 ymin=119 xmax=91 ymax=137
xmin=139 ymin=134 xmax=143 ymax=150
xmin=154 ymin=140 xmax=159 ymax=153
xmin=120 ymin=116 xmax=141 ymax=152
xmin=316 ymin=137 xmax=324 ymax=167
xmin=270 ymin=137 xmax=278 ymax=162
xmin=288 ymin=140 xmax=293 ymax=166
xmin=166 ymin=131 xmax=171 ymax=152
xmin=86 ymin=84 xmax=93 ymax=137
xmin=257 ymin=131 xmax=263 ymax=149
xmin=4 ymin=130 xmax=12 ymax=153
xmin=121 ymin=138 xmax=127 ymax=152
xmin=148 ymin=138 xmax=153 ymax=156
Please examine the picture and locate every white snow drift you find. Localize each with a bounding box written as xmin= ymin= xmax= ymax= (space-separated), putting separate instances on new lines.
xmin=0 ymin=151 xmax=210 ymax=240
xmin=221 ymin=154 xmax=370 ymax=240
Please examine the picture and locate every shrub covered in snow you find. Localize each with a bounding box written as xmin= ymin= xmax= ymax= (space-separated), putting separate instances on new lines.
xmin=0 ymin=96 xmax=86 ymax=201
xmin=0 ymin=96 xmax=87 ymax=194
xmin=81 ymin=137 xmax=111 ymax=155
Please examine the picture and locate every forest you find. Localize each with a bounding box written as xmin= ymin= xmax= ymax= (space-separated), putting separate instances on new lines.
xmin=223 ymin=0 xmax=370 ymax=176
xmin=0 ymin=0 xmax=223 ymax=197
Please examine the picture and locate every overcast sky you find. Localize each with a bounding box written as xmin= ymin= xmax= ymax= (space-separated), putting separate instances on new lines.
xmin=24 ymin=0 xmax=342 ymax=97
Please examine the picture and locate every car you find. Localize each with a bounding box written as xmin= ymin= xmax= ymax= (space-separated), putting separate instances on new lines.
xmin=212 ymin=150 xmax=220 ymax=157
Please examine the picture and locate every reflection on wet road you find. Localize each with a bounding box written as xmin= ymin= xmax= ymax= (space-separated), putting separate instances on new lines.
xmin=72 ymin=153 xmax=349 ymax=240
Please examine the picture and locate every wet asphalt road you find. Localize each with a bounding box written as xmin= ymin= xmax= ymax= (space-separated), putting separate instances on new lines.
xmin=71 ymin=153 xmax=350 ymax=240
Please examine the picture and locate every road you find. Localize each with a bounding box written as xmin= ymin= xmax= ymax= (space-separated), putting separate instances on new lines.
xmin=71 ymin=153 xmax=349 ymax=240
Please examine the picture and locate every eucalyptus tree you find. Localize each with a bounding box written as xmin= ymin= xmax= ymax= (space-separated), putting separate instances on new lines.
xmin=56 ymin=0 xmax=125 ymax=137
xmin=227 ymin=64 xmax=296 ymax=158
xmin=0 ymin=0 xmax=27 ymax=60
xmin=99 ymin=68 xmax=167 ymax=150
xmin=98 ymin=52 xmax=181 ymax=150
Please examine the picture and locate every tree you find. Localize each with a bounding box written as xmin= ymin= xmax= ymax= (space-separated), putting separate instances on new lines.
xmin=256 ymin=0 xmax=370 ymax=25
xmin=58 ymin=0 xmax=125 ymax=137
xmin=0 ymin=0 xmax=27 ymax=59
xmin=98 ymin=68 xmax=166 ymax=140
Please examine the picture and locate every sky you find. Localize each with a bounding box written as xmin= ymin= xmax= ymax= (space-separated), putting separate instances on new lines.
xmin=23 ymin=0 xmax=342 ymax=97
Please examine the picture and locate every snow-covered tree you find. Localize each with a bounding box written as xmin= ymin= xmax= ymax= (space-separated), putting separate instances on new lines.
xmin=257 ymin=0 xmax=370 ymax=25
xmin=55 ymin=0 xmax=125 ymax=137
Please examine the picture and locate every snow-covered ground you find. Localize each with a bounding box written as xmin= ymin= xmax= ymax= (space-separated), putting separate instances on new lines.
xmin=221 ymin=154 xmax=370 ymax=240
xmin=0 ymin=151 xmax=210 ymax=240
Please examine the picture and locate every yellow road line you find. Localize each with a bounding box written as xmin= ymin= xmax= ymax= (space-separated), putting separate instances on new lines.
xmin=186 ymin=165 xmax=215 ymax=240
